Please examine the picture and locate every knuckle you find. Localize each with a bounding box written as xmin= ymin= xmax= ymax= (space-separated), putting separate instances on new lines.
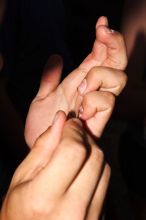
xmin=96 ymin=148 xmax=104 ymax=162
xmin=104 ymin=92 xmax=115 ymax=108
xmin=115 ymin=71 xmax=128 ymax=94
xmin=92 ymin=147 xmax=104 ymax=164
xmin=60 ymin=138 xmax=87 ymax=161
xmin=108 ymin=93 xmax=115 ymax=106
xmin=121 ymin=72 xmax=128 ymax=89
xmin=73 ymin=142 xmax=87 ymax=160
xmin=83 ymin=93 xmax=93 ymax=107
xmin=89 ymin=66 xmax=101 ymax=79
xmin=90 ymin=66 xmax=98 ymax=75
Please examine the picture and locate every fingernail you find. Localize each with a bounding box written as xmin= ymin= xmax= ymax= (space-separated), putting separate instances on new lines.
xmin=105 ymin=26 xmax=115 ymax=34
xmin=78 ymin=106 xmax=84 ymax=118
xmin=78 ymin=79 xmax=87 ymax=94
xmin=79 ymin=106 xmax=84 ymax=114
xmin=78 ymin=113 xmax=82 ymax=118
xmin=109 ymin=29 xmax=114 ymax=33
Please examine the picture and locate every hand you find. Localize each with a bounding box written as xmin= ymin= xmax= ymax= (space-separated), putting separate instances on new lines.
xmin=1 ymin=111 xmax=110 ymax=220
xmin=25 ymin=16 xmax=127 ymax=148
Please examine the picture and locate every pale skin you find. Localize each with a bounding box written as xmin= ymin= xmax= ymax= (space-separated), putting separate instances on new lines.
xmin=0 ymin=111 xmax=110 ymax=220
xmin=24 ymin=16 xmax=127 ymax=148
xmin=0 ymin=16 xmax=128 ymax=220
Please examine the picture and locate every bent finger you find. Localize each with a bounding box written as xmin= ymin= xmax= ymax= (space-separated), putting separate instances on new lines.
xmin=78 ymin=91 xmax=115 ymax=138
xmin=78 ymin=66 xmax=127 ymax=96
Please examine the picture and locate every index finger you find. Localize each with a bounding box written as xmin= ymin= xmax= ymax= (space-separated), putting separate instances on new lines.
xmin=34 ymin=118 xmax=89 ymax=199
xmin=78 ymin=66 xmax=128 ymax=96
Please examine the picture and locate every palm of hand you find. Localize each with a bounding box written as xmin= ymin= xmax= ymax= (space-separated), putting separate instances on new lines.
xmin=25 ymin=68 xmax=86 ymax=147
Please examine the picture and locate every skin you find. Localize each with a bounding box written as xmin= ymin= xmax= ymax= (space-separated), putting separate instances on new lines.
xmin=25 ymin=16 xmax=127 ymax=148
xmin=0 ymin=111 xmax=110 ymax=220
xmin=0 ymin=16 xmax=128 ymax=220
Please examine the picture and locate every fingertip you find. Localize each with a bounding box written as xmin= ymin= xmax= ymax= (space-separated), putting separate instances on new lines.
xmin=52 ymin=110 xmax=66 ymax=128
xmin=36 ymin=112 xmax=66 ymax=147
xmin=78 ymin=105 xmax=94 ymax=121
xmin=38 ymin=111 xmax=67 ymax=148
xmin=51 ymin=111 xmax=67 ymax=139
xmin=97 ymin=25 xmax=116 ymax=38
xmin=44 ymin=54 xmax=63 ymax=72
xmin=96 ymin=16 xmax=109 ymax=29
xmin=78 ymin=106 xmax=88 ymax=120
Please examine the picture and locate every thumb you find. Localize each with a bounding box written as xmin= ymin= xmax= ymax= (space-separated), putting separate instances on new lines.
xmin=37 ymin=54 xmax=63 ymax=98
xmin=95 ymin=16 xmax=108 ymax=28
xmin=11 ymin=111 xmax=66 ymax=186
xmin=33 ymin=110 xmax=66 ymax=158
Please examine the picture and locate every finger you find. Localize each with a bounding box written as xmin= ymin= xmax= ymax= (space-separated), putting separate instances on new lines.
xmin=78 ymin=66 xmax=127 ymax=96
xmin=79 ymin=21 xmax=127 ymax=72
xmin=60 ymin=16 xmax=108 ymax=97
xmin=36 ymin=54 xmax=63 ymax=99
xmin=78 ymin=91 xmax=115 ymax=138
xmin=96 ymin=25 xmax=128 ymax=70
xmin=86 ymin=164 xmax=111 ymax=220
xmin=95 ymin=16 xmax=108 ymax=28
xmin=11 ymin=111 xmax=66 ymax=186
xmin=66 ymin=136 xmax=104 ymax=209
xmin=78 ymin=16 xmax=109 ymax=71
xmin=62 ymin=23 xmax=127 ymax=100
xmin=35 ymin=118 xmax=88 ymax=198
xmin=61 ymin=67 xmax=87 ymax=102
